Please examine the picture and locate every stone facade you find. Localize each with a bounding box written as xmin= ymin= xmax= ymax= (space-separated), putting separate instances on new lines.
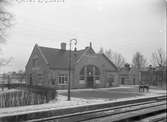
xmin=25 ymin=43 xmax=119 ymax=89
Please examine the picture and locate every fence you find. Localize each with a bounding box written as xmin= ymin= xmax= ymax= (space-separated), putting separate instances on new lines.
xmin=0 ymin=90 xmax=51 ymax=108
xmin=0 ymin=74 xmax=57 ymax=108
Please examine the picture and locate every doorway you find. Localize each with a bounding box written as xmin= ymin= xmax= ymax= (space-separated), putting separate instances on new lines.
xmin=87 ymin=76 xmax=94 ymax=88
xmin=121 ymin=78 xmax=125 ymax=84
xmin=80 ymin=65 xmax=100 ymax=88
xmin=133 ymin=78 xmax=136 ymax=85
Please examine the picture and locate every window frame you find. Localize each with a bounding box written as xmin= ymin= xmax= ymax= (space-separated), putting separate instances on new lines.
xmin=57 ymin=74 xmax=68 ymax=85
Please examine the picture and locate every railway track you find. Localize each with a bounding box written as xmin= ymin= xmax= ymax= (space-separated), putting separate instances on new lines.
xmin=0 ymin=95 xmax=166 ymax=122
xmin=26 ymin=98 xmax=166 ymax=122
xmin=140 ymin=113 xmax=167 ymax=122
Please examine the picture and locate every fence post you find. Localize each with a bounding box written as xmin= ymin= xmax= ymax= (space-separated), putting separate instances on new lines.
xmin=7 ymin=75 xmax=10 ymax=90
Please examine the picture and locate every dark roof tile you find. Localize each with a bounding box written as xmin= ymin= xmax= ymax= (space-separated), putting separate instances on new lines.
xmin=39 ymin=46 xmax=86 ymax=69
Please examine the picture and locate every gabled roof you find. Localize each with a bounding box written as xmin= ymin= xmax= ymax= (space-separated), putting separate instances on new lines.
xmin=99 ymin=53 xmax=118 ymax=71
xmin=35 ymin=44 xmax=117 ymax=71
xmin=38 ymin=46 xmax=87 ymax=69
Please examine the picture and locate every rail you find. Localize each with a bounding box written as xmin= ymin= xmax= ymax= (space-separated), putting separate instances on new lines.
xmin=0 ymin=95 xmax=166 ymax=122
xmin=26 ymin=101 xmax=166 ymax=122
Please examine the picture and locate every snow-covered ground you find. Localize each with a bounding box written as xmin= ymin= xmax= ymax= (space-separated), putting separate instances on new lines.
xmin=0 ymin=89 xmax=19 ymax=94
xmin=0 ymin=86 xmax=166 ymax=117
xmin=57 ymin=85 xmax=131 ymax=93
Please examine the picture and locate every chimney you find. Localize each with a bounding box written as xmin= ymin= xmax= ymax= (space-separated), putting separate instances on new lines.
xmin=90 ymin=42 xmax=92 ymax=48
xmin=60 ymin=42 xmax=66 ymax=50
xmin=124 ymin=63 xmax=130 ymax=71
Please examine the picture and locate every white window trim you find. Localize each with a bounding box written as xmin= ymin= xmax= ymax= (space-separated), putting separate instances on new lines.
xmin=57 ymin=74 xmax=68 ymax=85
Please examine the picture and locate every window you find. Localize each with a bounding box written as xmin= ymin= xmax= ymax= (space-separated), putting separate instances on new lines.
xmin=80 ymin=65 xmax=100 ymax=80
xmin=95 ymin=76 xmax=100 ymax=80
xmin=57 ymin=74 xmax=68 ymax=85
xmin=80 ymin=67 xmax=84 ymax=75
xmin=87 ymin=65 xmax=93 ymax=76
xmin=80 ymin=67 xmax=85 ymax=80
xmin=80 ymin=76 xmax=85 ymax=80
xmin=95 ymin=66 xmax=100 ymax=75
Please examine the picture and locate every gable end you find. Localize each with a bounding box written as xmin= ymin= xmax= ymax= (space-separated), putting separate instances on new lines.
xmin=101 ymin=53 xmax=118 ymax=71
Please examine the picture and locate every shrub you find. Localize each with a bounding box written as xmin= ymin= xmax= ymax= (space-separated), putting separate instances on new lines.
xmin=0 ymin=90 xmax=57 ymax=108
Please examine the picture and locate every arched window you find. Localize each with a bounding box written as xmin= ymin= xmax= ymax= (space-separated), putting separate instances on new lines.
xmin=80 ymin=67 xmax=84 ymax=75
xmin=79 ymin=65 xmax=100 ymax=80
xmin=80 ymin=67 xmax=85 ymax=80
xmin=94 ymin=66 xmax=100 ymax=80
xmin=95 ymin=66 xmax=100 ymax=75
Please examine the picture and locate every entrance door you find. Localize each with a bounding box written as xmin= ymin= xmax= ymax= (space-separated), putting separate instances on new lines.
xmin=133 ymin=78 xmax=136 ymax=85
xmin=121 ymin=78 xmax=125 ymax=84
xmin=80 ymin=65 xmax=100 ymax=88
xmin=108 ymin=77 xmax=113 ymax=86
xmin=87 ymin=76 xmax=94 ymax=88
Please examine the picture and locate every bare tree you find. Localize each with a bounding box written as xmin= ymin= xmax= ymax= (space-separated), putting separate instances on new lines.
xmin=0 ymin=0 xmax=13 ymax=43
xmin=151 ymin=48 xmax=166 ymax=67
xmin=17 ymin=70 xmax=25 ymax=83
xmin=99 ymin=48 xmax=126 ymax=69
xmin=0 ymin=57 xmax=13 ymax=66
xmin=99 ymin=47 xmax=104 ymax=54
xmin=0 ymin=0 xmax=13 ymax=69
xmin=132 ymin=52 xmax=147 ymax=69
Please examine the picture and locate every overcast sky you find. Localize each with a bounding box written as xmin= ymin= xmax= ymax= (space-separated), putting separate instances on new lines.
xmin=0 ymin=0 xmax=166 ymax=73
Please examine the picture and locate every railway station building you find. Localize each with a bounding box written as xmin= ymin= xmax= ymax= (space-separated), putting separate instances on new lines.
xmin=25 ymin=42 xmax=119 ymax=89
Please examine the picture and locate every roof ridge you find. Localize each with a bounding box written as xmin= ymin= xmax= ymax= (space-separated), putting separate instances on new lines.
xmin=38 ymin=45 xmax=87 ymax=69
xmin=101 ymin=53 xmax=118 ymax=71
xmin=39 ymin=45 xmax=86 ymax=52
